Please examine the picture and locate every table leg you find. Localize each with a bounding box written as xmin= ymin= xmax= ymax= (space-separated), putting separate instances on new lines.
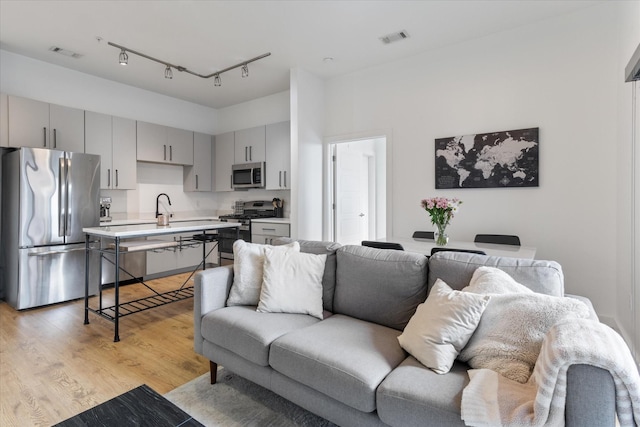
xmin=114 ymin=236 xmax=120 ymax=342
xmin=202 ymin=230 xmax=206 ymax=271
xmin=84 ymin=234 xmax=90 ymax=325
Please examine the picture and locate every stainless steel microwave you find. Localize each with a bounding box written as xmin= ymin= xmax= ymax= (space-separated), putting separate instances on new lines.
xmin=232 ymin=162 xmax=265 ymax=189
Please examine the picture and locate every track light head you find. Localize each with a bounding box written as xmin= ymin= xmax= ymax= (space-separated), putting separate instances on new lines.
xmin=241 ymin=63 xmax=249 ymax=78
xmin=164 ymin=65 xmax=173 ymax=79
xmin=119 ymin=49 xmax=128 ymax=65
xmin=214 ymin=74 xmax=222 ymax=87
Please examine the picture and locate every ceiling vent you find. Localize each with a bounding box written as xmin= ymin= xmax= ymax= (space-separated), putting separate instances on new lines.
xmin=49 ymin=46 xmax=82 ymax=59
xmin=379 ymin=30 xmax=409 ymax=45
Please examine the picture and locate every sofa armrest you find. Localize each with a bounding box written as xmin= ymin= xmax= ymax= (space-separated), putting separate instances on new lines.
xmin=566 ymin=364 xmax=616 ymax=427
xmin=565 ymin=294 xmax=599 ymax=321
xmin=193 ymin=265 xmax=234 ymax=354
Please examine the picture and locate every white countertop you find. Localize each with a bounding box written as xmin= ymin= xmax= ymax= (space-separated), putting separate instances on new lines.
xmin=84 ymin=220 xmax=241 ymax=239
xmin=99 ymin=215 xmax=220 ymax=226
xmin=251 ymin=217 xmax=291 ymax=224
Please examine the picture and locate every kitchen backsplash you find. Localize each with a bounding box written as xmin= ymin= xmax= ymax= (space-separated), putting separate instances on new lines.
xmin=101 ymin=162 xmax=290 ymax=218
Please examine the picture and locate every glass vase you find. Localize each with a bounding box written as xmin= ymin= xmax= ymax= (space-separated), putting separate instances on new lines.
xmin=434 ymin=224 xmax=449 ymax=246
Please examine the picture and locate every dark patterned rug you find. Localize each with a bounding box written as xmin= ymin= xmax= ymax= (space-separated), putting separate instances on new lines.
xmin=55 ymin=384 xmax=202 ymax=427
xmin=164 ymin=369 xmax=337 ymax=426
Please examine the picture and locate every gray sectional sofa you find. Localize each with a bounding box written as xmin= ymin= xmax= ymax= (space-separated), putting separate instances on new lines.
xmin=193 ymin=240 xmax=616 ymax=426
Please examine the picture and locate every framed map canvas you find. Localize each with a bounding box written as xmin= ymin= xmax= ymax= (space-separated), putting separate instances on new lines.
xmin=435 ymin=127 xmax=539 ymax=189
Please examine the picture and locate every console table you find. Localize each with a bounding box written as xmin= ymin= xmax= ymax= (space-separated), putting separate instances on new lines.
xmin=83 ymin=220 xmax=241 ymax=342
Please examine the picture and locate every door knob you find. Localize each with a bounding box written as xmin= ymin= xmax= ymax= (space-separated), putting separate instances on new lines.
xmin=359 ymin=213 xmax=365 ymax=217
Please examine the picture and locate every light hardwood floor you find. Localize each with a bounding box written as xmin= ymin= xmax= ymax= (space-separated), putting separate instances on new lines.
xmin=0 ymin=273 xmax=210 ymax=427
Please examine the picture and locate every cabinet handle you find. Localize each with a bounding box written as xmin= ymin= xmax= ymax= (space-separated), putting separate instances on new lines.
xmin=164 ymin=144 xmax=167 ymax=160
xmin=249 ymin=146 xmax=252 ymax=161
xmin=170 ymin=145 xmax=173 ymax=161
xmin=262 ymin=228 xmax=276 ymax=232
xmin=53 ymin=128 xmax=57 ymax=148
xmin=230 ymin=174 xmax=232 ymax=189
xmin=245 ymin=146 xmax=248 ymax=161
xmin=283 ymin=171 xmax=287 ymax=188
xmin=279 ymin=171 xmax=282 ymax=187
xmin=43 ymin=127 xmax=47 ymax=147
xmin=115 ymin=170 xmax=119 ymax=187
xmin=108 ymin=169 xmax=111 ymax=187
xmin=195 ymin=174 xmax=199 ymax=189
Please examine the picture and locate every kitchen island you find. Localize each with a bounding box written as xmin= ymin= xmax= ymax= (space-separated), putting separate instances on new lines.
xmin=83 ymin=220 xmax=241 ymax=342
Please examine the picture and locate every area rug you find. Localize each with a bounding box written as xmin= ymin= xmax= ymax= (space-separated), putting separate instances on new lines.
xmin=164 ymin=369 xmax=337 ymax=427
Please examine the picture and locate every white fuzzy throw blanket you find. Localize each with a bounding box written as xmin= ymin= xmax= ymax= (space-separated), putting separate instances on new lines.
xmin=461 ymin=318 xmax=640 ymax=427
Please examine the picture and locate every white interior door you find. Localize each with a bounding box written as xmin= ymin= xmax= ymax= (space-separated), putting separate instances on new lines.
xmin=334 ymin=144 xmax=369 ymax=245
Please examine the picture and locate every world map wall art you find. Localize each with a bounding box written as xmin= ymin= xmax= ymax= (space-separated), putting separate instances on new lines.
xmin=434 ymin=127 xmax=539 ymax=189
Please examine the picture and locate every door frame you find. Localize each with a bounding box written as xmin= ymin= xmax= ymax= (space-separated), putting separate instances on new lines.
xmin=323 ymin=129 xmax=393 ymax=243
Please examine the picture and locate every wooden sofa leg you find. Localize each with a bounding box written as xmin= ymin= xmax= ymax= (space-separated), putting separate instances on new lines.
xmin=210 ymin=361 xmax=218 ymax=384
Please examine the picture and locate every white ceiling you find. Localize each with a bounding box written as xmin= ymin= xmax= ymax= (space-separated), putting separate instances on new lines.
xmin=0 ymin=0 xmax=601 ymax=109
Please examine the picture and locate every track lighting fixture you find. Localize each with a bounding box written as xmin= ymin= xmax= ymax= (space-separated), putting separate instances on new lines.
xmin=108 ymin=41 xmax=270 ymax=87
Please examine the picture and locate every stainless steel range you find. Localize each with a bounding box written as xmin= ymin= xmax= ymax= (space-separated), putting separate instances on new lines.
xmin=218 ymin=200 xmax=277 ymax=263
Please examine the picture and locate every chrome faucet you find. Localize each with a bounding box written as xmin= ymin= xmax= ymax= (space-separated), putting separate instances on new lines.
xmin=156 ymin=193 xmax=172 ymax=218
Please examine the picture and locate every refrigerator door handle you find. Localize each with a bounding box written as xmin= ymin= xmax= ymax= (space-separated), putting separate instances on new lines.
xmin=28 ymin=247 xmax=87 ymax=256
xmin=64 ymin=158 xmax=71 ymax=236
xmin=58 ymin=157 xmax=66 ymax=237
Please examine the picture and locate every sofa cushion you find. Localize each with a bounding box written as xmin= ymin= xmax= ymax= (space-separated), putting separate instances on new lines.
xmin=333 ymin=245 xmax=428 ymax=330
xmin=273 ymin=238 xmax=342 ymax=312
xmin=269 ymin=314 xmax=407 ymax=413
xmin=200 ymin=306 xmax=319 ymax=366
xmin=257 ymin=248 xmax=327 ymax=319
xmin=397 ymin=279 xmax=490 ymax=374
xmin=377 ymin=356 xmax=468 ymax=427
xmin=428 ymin=251 xmax=564 ymax=296
xmin=227 ymin=240 xmax=300 ymax=306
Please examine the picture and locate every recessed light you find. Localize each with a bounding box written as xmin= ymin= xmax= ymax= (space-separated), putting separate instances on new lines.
xmin=323 ymin=57 xmax=334 ymax=63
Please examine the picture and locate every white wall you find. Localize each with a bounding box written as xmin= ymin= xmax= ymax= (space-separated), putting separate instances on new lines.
xmin=615 ymin=0 xmax=640 ymax=359
xmin=291 ymin=68 xmax=325 ymax=240
xmin=323 ymin=3 xmax=624 ymax=323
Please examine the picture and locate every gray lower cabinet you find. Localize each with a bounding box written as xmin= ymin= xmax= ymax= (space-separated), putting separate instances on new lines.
xmin=252 ymin=222 xmax=290 ymax=245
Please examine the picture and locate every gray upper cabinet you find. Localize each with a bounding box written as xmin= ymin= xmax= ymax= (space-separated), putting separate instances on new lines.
xmin=234 ymin=125 xmax=265 ymax=163
xmin=214 ymin=131 xmax=234 ymax=192
xmin=265 ymin=121 xmax=291 ymax=190
xmin=8 ymin=95 xmax=84 ymax=152
xmin=184 ymin=132 xmax=212 ymax=192
xmin=112 ymin=117 xmax=137 ymax=189
xmin=137 ymin=121 xmax=194 ymax=165
xmin=85 ymin=112 xmax=137 ymax=190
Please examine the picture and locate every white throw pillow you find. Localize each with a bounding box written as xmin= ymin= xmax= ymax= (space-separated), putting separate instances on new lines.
xmin=459 ymin=266 xmax=591 ymax=383
xmin=226 ymin=240 xmax=300 ymax=306
xmin=398 ymin=279 xmax=490 ymax=374
xmin=257 ymin=247 xmax=327 ymax=319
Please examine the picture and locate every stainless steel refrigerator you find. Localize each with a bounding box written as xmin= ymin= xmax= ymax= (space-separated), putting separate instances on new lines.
xmin=1 ymin=147 xmax=101 ymax=309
